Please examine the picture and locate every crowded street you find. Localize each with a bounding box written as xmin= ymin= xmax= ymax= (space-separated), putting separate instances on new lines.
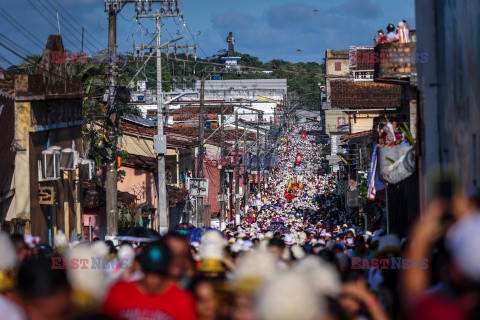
xmin=1 ymin=0 xmax=480 ymax=319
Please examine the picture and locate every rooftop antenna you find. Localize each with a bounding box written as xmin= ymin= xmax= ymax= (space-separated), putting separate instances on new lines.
xmin=56 ymin=10 xmax=61 ymax=35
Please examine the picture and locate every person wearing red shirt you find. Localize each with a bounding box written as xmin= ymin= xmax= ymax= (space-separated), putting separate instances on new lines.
xmin=374 ymin=30 xmax=388 ymax=44
xmin=102 ymin=241 xmax=198 ymax=320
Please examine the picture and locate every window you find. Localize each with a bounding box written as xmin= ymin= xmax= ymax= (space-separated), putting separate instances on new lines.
xmin=338 ymin=117 xmax=346 ymax=126
xmin=335 ymin=62 xmax=341 ymax=72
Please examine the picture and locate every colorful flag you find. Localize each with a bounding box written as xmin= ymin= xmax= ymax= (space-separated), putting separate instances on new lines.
xmin=367 ymin=145 xmax=386 ymax=200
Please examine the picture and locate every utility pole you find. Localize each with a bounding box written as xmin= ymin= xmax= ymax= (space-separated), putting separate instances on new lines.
xmin=133 ymin=2 xmax=186 ymax=234
xmin=219 ymin=110 xmax=226 ymax=229
xmin=256 ymin=112 xmax=261 ymax=194
xmin=234 ymin=112 xmax=240 ymax=226
xmin=196 ymin=71 xmax=205 ymax=227
xmin=243 ymin=122 xmax=249 ymax=220
xmin=105 ymin=3 xmax=118 ymax=240
xmin=155 ymin=10 xmax=169 ymax=234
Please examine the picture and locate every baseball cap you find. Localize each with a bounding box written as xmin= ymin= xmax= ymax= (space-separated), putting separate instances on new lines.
xmin=137 ymin=241 xmax=172 ymax=274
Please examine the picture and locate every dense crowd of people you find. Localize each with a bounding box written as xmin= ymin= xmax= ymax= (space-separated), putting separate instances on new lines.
xmin=0 ymin=124 xmax=479 ymax=320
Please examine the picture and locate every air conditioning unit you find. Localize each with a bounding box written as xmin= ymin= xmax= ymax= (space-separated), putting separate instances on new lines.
xmin=40 ymin=146 xmax=62 ymax=180
xmin=78 ymin=159 xmax=95 ymax=180
xmin=60 ymin=148 xmax=78 ymax=170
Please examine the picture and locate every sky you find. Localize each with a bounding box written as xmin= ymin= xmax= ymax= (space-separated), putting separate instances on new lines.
xmin=0 ymin=0 xmax=415 ymax=66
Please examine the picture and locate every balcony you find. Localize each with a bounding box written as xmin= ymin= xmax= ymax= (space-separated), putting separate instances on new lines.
xmin=374 ymin=30 xmax=417 ymax=85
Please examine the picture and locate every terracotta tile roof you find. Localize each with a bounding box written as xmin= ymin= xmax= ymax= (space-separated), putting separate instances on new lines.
xmin=121 ymin=117 xmax=257 ymax=149
xmin=173 ymin=113 xmax=218 ymax=122
xmin=170 ymin=105 xmax=233 ymax=122
xmin=331 ymin=81 xmax=401 ymax=110
xmin=326 ymin=49 xmax=349 ymax=59
xmin=341 ymin=130 xmax=374 ymax=140
xmin=0 ymin=79 xmax=14 ymax=97
xmin=83 ymin=182 xmax=137 ymax=209
xmin=170 ymin=123 xmax=257 ymax=143
xmin=121 ymin=119 xmax=198 ymax=148
xmin=122 ymin=154 xmax=176 ymax=171
xmin=170 ymin=105 xmax=234 ymax=116
xmin=167 ymin=185 xmax=188 ymax=206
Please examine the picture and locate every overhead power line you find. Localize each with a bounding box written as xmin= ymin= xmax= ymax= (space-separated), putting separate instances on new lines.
xmin=0 ymin=33 xmax=32 ymax=57
xmin=33 ymin=0 xmax=83 ymax=52
xmin=43 ymin=0 xmax=102 ymax=52
xmin=0 ymin=7 xmax=44 ymax=49
xmin=24 ymin=0 xmax=79 ymax=50
xmin=50 ymin=0 xmax=104 ymax=48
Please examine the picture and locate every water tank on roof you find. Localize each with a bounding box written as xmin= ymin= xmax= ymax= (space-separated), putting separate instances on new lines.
xmin=137 ymin=80 xmax=147 ymax=92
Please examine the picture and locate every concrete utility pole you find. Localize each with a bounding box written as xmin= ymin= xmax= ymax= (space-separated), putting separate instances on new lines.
xmin=243 ymin=122 xmax=249 ymax=220
xmin=234 ymin=112 xmax=240 ymax=225
xmin=104 ymin=1 xmax=189 ymax=236
xmin=155 ymin=11 xmax=169 ymax=235
xmin=105 ymin=4 xmax=118 ymax=240
xmin=133 ymin=2 xmax=188 ymax=234
xmin=196 ymin=71 xmax=205 ymax=227
xmin=219 ymin=110 xmax=226 ymax=229
xmin=256 ymin=112 xmax=261 ymax=193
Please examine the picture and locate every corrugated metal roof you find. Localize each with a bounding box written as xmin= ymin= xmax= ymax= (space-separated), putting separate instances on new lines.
xmin=202 ymin=79 xmax=287 ymax=91
xmin=122 ymin=113 xmax=156 ymax=127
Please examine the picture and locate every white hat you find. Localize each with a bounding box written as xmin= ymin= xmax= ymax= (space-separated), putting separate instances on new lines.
xmin=65 ymin=243 xmax=107 ymax=306
xmin=293 ymin=256 xmax=341 ymax=297
xmin=378 ymin=234 xmax=401 ymax=253
xmin=345 ymin=238 xmax=354 ymax=248
xmin=446 ymin=212 xmax=480 ymax=282
xmin=230 ymin=242 xmax=243 ymax=253
xmin=257 ymin=270 xmax=325 ymax=320
xmin=24 ymin=234 xmax=41 ymax=249
xmin=191 ymin=241 xmax=200 ymax=249
xmin=283 ymin=234 xmax=295 ymax=245
xmin=291 ymin=245 xmax=306 ymax=260
xmin=237 ymin=233 xmax=247 ymax=239
xmin=0 ymin=232 xmax=17 ymax=292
